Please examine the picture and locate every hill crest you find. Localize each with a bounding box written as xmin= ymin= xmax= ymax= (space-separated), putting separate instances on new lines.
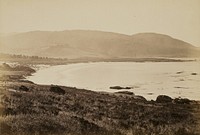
xmin=0 ymin=30 xmax=199 ymax=58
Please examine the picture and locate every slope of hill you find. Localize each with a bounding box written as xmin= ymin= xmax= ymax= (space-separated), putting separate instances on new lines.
xmin=0 ymin=30 xmax=199 ymax=58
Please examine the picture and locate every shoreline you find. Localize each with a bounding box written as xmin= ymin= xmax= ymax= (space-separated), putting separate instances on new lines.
xmin=0 ymin=55 xmax=197 ymax=65
xmin=0 ymin=62 xmax=200 ymax=135
xmin=27 ymin=61 xmax=200 ymax=101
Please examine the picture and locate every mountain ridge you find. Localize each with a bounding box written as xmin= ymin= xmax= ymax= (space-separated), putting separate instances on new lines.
xmin=0 ymin=30 xmax=199 ymax=58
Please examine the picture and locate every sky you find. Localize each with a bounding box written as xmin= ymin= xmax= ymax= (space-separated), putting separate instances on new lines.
xmin=0 ymin=0 xmax=200 ymax=46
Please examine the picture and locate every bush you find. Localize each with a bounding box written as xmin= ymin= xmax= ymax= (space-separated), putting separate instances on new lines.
xmin=50 ymin=86 xmax=65 ymax=95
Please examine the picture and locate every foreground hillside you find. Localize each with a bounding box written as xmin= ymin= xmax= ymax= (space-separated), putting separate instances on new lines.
xmin=1 ymin=30 xmax=200 ymax=58
xmin=0 ymin=64 xmax=200 ymax=135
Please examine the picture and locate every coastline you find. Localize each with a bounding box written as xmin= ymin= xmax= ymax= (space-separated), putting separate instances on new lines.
xmin=27 ymin=61 xmax=200 ymax=101
xmin=0 ymin=62 xmax=200 ymax=135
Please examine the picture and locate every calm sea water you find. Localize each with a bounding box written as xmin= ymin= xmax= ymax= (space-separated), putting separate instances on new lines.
xmin=27 ymin=62 xmax=200 ymax=100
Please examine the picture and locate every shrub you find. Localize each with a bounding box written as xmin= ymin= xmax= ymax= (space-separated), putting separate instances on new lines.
xmin=50 ymin=86 xmax=65 ymax=95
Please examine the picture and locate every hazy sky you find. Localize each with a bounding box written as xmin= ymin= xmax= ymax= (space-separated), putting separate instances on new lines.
xmin=0 ymin=0 xmax=200 ymax=46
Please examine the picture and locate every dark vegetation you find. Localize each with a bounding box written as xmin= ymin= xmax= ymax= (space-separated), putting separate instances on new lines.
xmin=50 ymin=85 xmax=66 ymax=95
xmin=0 ymin=53 xmax=68 ymax=65
xmin=18 ymin=85 xmax=29 ymax=92
xmin=0 ymin=63 xmax=200 ymax=135
xmin=0 ymin=53 xmax=194 ymax=65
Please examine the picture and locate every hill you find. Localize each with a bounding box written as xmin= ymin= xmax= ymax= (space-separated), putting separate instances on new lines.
xmin=0 ymin=30 xmax=199 ymax=58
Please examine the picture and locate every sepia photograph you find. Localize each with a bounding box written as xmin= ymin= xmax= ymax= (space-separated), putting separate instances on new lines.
xmin=0 ymin=0 xmax=200 ymax=134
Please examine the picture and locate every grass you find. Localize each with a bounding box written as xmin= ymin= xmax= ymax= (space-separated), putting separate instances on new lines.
xmin=0 ymin=83 xmax=199 ymax=135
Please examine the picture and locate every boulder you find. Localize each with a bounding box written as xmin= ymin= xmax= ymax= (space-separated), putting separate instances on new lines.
xmin=134 ymin=95 xmax=147 ymax=102
xmin=115 ymin=91 xmax=134 ymax=95
xmin=191 ymin=73 xmax=197 ymax=75
xmin=156 ymin=95 xmax=173 ymax=103
xmin=110 ymin=86 xmax=132 ymax=90
xmin=50 ymin=86 xmax=65 ymax=95
xmin=19 ymin=85 xmax=29 ymax=92
xmin=176 ymin=71 xmax=184 ymax=74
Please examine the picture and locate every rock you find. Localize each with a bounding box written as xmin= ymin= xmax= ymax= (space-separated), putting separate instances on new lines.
xmin=156 ymin=95 xmax=173 ymax=103
xmin=173 ymin=98 xmax=191 ymax=104
xmin=191 ymin=73 xmax=197 ymax=75
xmin=115 ymin=91 xmax=134 ymax=95
xmin=110 ymin=86 xmax=132 ymax=90
xmin=176 ymin=71 xmax=184 ymax=74
xmin=179 ymin=79 xmax=184 ymax=81
xmin=19 ymin=85 xmax=29 ymax=92
xmin=134 ymin=95 xmax=147 ymax=101
xmin=50 ymin=86 xmax=65 ymax=95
